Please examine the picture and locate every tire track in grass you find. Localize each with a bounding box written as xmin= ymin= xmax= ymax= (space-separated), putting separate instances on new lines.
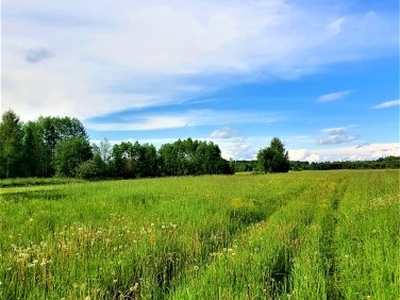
xmin=320 ymin=178 xmax=348 ymax=299
xmin=169 ymin=182 xmax=313 ymax=299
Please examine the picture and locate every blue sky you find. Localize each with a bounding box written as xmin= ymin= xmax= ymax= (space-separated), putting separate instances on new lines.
xmin=2 ymin=0 xmax=399 ymax=161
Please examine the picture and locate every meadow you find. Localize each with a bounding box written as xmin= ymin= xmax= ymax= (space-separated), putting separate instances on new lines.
xmin=0 ymin=170 xmax=398 ymax=299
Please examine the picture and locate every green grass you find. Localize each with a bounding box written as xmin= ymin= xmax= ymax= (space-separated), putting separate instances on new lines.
xmin=0 ymin=177 xmax=84 ymax=188
xmin=0 ymin=170 xmax=398 ymax=299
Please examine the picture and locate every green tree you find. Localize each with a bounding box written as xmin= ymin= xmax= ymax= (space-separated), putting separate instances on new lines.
xmin=75 ymin=153 xmax=107 ymax=179
xmin=257 ymin=137 xmax=290 ymax=173
xmin=0 ymin=110 xmax=25 ymax=178
xmin=54 ymin=137 xmax=93 ymax=177
xmin=38 ymin=116 xmax=89 ymax=176
xmin=23 ymin=121 xmax=46 ymax=177
xmin=158 ymin=143 xmax=177 ymax=176
xmin=159 ymin=138 xmax=233 ymax=176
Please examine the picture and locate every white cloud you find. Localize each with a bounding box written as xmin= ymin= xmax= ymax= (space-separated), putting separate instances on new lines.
xmin=289 ymin=143 xmax=400 ymax=162
xmin=210 ymin=128 xmax=238 ymax=139
xmin=374 ymin=99 xmax=400 ymax=109
xmin=217 ymin=138 xmax=256 ymax=160
xmin=317 ymin=126 xmax=359 ymax=145
xmin=317 ymin=90 xmax=352 ymax=102
xmin=1 ymin=0 xmax=397 ymax=121
xmin=86 ymin=110 xmax=280 ymax=131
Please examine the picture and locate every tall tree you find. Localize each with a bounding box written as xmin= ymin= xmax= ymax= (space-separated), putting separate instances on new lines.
xmin=98 ymin=138 xmax=112 ymax=163
xmin=257 ymin=137 xmax=290 ymax=173
xmin=0 ymin=110 xmax=25 ymax=178
xmin=23 ymin=121 xmax=46 ymax=177
xmin=37 ymin=116 xmax=89 ymax=176
xmin=54 ymin=137 xmax=93 ymax=177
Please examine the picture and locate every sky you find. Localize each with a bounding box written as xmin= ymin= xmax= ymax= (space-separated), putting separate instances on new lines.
xmin=1 ymin=0 xmax=399 ymax=162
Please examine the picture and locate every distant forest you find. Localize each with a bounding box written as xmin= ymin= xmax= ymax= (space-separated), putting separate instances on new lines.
xmin=0 ymin=109 xmax=399 ymax=179
xmin=234 ymin=156 xmax=400 ymax=172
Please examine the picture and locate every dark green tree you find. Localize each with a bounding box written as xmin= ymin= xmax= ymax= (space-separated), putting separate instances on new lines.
xmin=75 ymin=153 xmax=107 ymax=179
xmin=159 ymin=138 xmax=233 ymax=176
xmin=54 ymin=137 xmax=93 ymax=177
xmin=23 ymin=121 xmax=46 ymax=177
xmin=0 ymin=110 xmax=25 ymax=178
xmin=158 ymin=143 xmax=177 ymax=176
xmin=37 ymin=116 xmax=89 ymax=176
xmin=257 ymin=137 xmax=290 ymax=173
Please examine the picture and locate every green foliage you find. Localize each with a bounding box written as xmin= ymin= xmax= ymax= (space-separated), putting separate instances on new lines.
xmin=23 ymin=121 xmax=46 ymax=177
xmin=75 ymin=153 xmax=108 ymax=180
xmin=0 ymin=111 xmax=91 ymax=178
xmin=257 ymin=137 xmax=290 ymax=173
xmin=159 ymin=138 xmax=233 ymax=176
xmin=54 ymin=137 xmax=93 ymax=177
xmin=0 ymin=110 xmax=25 ymax=178
xmin=37 ymin=116 xmax=89 ymax=176
xmin=109 ymin=141 xmax=160 ymax=178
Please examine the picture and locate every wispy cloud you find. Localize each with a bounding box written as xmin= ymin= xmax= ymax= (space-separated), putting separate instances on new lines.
xmin=86 ymin=110 xmax=280 ymax=131
xmin=210 ymin=128 xmax=238 ymax=139
xmin=316 ymin=126 xmax=359 ymax=145
xmin=1 ymin=0 xmax=397 ymax=121
xmin=355 ymin=142 xmax=370 ymax=148
xmin=374 ymin=99 xmax=400 ymax=109
xmin=317 ymin=90 xmax=352 ymax=102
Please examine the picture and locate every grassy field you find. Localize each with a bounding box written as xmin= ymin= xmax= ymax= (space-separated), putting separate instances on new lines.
xmin=0 ymin=170 xmax=399 ymax=299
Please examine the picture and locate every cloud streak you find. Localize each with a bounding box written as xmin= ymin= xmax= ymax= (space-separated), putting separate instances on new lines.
xmin=210 ymin=128 xmax=238 ymax=139
xmin=86 ymin=110 xmax=280 ymax=131
xmin=374 ymin=99 xmax=400 ymax=109
xmin=317 ymin=90 xmax=352 ymax=102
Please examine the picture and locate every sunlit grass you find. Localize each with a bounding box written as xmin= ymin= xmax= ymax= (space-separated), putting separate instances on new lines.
xmin=0 ymin=170 xmax=398 ymax=299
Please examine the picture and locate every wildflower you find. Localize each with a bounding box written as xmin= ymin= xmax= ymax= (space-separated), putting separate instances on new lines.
xmin=130 ymin=283 xmax=139 ymax=292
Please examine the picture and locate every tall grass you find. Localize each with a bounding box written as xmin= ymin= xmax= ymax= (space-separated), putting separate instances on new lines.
xmin=0 ymin=170 xmax=398 ymax=299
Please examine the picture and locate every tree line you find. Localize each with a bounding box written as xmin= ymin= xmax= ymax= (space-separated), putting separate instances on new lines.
xmin=2 ymin=109 xmax=396 ymax=179
xmin=0 ymin=110 xmax=233 ymax=179
xmin=233 ymin=156 xmax=400 ymax=172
